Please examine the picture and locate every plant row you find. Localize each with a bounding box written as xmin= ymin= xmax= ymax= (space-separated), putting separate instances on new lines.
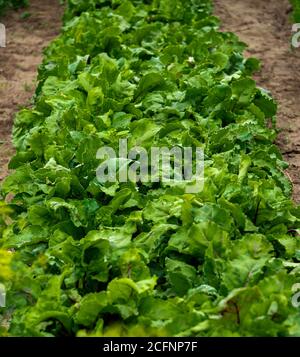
xmin=1 ymin=0 xmax=300 ymax=337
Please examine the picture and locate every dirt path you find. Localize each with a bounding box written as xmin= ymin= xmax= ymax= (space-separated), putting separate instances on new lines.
xmin=214 ymin=0 xmax=300 ymax=203
xmin=0 ymin=0 xmax=63 ymax=182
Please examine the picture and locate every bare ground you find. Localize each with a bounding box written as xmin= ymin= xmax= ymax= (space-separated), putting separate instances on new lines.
xmin=214 ymin=0 xmax=300 ymax=203
xmin=0 ymin=0 xmax=63 ymax=182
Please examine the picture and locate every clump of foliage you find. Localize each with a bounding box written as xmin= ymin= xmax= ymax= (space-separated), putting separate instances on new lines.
xmin=0 ymin=0 xmax=28 ymax=16
xmin=1 ymin=0 xmax=300 ymax=337
xmin=290 ymin=0 xmax=300 ymax=22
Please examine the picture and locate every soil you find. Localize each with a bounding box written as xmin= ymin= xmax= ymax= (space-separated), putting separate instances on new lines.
xmin=0 ymin=0 xmax=63 ymax=182
xmin=214 ymin=0 xmax=300 ymax=203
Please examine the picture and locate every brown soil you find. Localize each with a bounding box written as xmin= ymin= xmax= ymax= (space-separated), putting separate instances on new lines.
xmin=0 ymin=0 xmax=63 ymax=182
xmin=214 ymin=0 xmax=300 ymax=203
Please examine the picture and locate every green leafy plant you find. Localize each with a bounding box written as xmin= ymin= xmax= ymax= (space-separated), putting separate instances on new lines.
xmin=0 ymin=0 xmax=28 ymax=16
xmin=290 ymin=0 xmax=300 ymax=22
xmin=1 ymin=0 xmax=300 ymax=337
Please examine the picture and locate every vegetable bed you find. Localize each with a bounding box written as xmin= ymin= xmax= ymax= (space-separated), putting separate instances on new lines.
xmin=1 ymin=0 xmax=300 ymax=337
